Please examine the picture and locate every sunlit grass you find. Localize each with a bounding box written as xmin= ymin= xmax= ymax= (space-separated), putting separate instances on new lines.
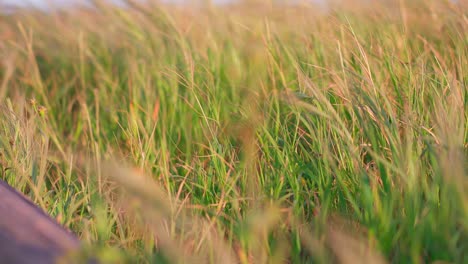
xmin=0 ymin=0 xmax=466 ymax=263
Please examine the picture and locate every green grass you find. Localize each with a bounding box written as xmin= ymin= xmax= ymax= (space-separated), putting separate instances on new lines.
xmin=0 ymin=1 xmax=466 ymax=263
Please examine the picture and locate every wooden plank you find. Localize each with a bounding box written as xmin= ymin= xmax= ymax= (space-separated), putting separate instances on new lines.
xmin=0 ymin=179 xmax=81 ymax=264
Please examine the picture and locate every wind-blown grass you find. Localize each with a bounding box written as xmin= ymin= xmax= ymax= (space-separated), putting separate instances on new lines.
xmin=0 ymin=1 xmax=466 ymax=263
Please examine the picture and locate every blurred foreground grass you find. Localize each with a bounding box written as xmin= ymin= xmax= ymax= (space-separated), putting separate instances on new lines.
xmin=0 ymin=0 xmax=467 ymax=263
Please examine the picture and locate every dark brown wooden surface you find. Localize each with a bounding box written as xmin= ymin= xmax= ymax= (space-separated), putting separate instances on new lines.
xmin=0 ymin=179 xmax=81 ymax=264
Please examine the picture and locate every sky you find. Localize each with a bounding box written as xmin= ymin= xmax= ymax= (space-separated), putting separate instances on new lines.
xmin=0 ymin=0 xmax=328 ymax=11
xmin=0 ymin=0 xmax=126 ymax=9
xmin=0 ymin=0 xmax=233 ymax=8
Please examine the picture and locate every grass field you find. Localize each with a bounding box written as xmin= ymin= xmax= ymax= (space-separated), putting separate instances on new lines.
xmin=0 ymin=0 xmax=467 ymax=263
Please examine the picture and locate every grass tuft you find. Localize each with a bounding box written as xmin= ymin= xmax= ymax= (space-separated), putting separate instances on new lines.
xmin=0 ymin=0 xmax=466 ymax=263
